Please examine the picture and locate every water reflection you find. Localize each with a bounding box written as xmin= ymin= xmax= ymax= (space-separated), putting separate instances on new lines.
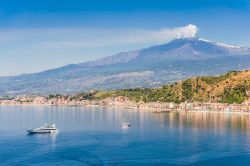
xmin=1 ymin=106 xmax=250 ymax=165
xmin=155 ymin=111 xmax=250 ymax=133
xmin=27 ymin=132 xmax=58 ymax=146
xmin=1 ymin=106 xmax=250 ymax=134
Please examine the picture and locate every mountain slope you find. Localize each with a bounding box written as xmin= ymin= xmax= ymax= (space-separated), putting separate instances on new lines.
xmin=77 ymin=69 xmax=250 ymax=104
xmin=1 ymin=37 xmax=250 ymax=96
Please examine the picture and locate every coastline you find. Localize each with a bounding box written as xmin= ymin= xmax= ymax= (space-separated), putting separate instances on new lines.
xmin=1 ymin=96 xmax=250 ymax=114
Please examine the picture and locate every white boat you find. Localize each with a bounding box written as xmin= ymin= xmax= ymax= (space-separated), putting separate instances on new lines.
xmin=27 ymin=123 xmax=59 ymax=134
xmin=122 ymin=122 xmax=131 ymax=129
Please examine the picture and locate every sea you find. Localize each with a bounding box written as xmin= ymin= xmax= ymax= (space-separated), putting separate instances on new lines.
xmin=1 ymin=105 xmax=250 ymax=165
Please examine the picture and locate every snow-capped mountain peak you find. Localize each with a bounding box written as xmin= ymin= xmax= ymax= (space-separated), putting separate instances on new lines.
xmin=198 ymin=37 xmax=241 ymax=49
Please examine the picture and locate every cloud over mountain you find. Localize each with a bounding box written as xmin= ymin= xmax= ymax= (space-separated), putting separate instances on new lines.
xmin=0 ymin=24 xmax=198 ymax=76
xmin=44 ymin=24 xmax=198 ymax=48
xmin=0 ymin=24 xmax=198 ymax=48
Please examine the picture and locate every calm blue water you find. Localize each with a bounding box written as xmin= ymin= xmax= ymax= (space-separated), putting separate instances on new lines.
xmin=1 ymin=106 xmax=250 ymax=166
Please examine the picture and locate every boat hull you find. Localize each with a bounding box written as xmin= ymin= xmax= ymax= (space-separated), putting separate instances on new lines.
xmin=27 ymin=129 xmax=58 ymax=134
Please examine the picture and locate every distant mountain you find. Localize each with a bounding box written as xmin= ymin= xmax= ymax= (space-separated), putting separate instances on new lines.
xmin=1 ymin=38 xmax=250 ymax=96
xmin=80 ymin=38 xmax=250 ymax=67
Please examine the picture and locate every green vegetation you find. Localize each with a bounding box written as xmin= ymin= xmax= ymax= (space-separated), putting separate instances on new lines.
xmin=68 ymin=70 xmax=250 ymax=104
xmin=0 ymin=95 xmax=15 ymax=100
xmin=200 ymin=70 xmax=238 ymax=85
xmin=221 ymin=85 xmax=248 ymax=104
xmin=181 ymin=79 xmax=193 ymax=101
xmin=48 ymin=94 xmax=63 ymax=99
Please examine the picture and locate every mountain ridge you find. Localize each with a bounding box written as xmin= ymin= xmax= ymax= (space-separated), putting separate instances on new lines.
xmin=1 ymin=37 xmax=250 ymax=96
xmin=70 ymin=69 xmax=250 ymax=104
xmin=78 ymin=37 xmax=250 ymax=67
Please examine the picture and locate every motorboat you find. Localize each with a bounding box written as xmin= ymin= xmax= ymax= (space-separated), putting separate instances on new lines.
xmin=122 ymin=122 xmax=131 ymax=129
xmin=27 ymin=123 xmax=59 ymax=134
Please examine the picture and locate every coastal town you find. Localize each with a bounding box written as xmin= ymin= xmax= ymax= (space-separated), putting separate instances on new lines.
xmin=1 ymin=92 xmax=250 ymax=113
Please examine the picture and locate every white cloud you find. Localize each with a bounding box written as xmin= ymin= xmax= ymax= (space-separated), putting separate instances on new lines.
xmin=42 ymin=24 xmax=198 ymax=48
xmin=0 ymin=24 xmax=198 ymax=49
xmin=0 ymin=24 xmax=198 ymax=76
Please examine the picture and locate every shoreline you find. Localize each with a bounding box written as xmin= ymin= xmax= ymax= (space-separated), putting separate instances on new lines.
xmin=1 ymin=104 xmax=250 ymax=115
xmin=1 ymin=96 xmax=250 ymax=114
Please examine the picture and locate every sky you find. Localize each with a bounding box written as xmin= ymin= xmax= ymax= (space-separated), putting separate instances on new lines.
xmin=1 ymin=0 xmax=250 ymax=76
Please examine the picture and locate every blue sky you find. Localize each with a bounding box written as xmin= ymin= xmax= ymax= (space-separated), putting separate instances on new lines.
xmin=1 ymin=0 xmax=250 ymax=76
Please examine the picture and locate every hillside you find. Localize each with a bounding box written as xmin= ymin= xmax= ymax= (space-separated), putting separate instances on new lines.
xmin=71 ymin=69 xmax=250 ymax=104
xmin=1 ymin=38 xmax=250 ymax=95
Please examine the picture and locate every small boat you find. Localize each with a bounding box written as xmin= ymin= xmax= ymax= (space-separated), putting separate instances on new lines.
xmin=27 ymin=123 xmax=59 ymax=134
xmin=121 ymin=108 xmax=131 ymax=129
xmin=122 ymin=122 xmax=131 ymax=129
